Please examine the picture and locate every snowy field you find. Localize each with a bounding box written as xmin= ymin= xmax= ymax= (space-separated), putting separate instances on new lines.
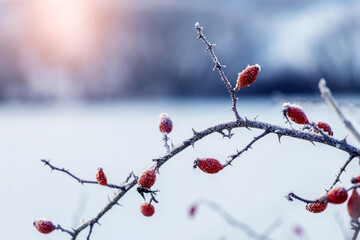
xmin=0 ymin=97 xmax=359 ymax=240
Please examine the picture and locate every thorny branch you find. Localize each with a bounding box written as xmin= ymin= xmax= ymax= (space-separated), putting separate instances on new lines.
xmin=41 ymin=159 xmax=125 ymax=190
xmin=319 ymin=78 xmax=360 ymax=143
xmin=39 ymin=23 xmax=360 ymax=239
xmin=195 ymin=22 xmax=242 ymax=122
xmin=224 ymin=129 xmax=270 ymax=167
xmin=328 ymin=155 xmax=357 ymax=191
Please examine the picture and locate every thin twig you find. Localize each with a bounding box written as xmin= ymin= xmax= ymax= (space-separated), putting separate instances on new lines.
xmin=224 ymin=130 xmax=270 ymax=167
xmin=195 ymin=22 xmax=241 ymax=122
xmin=328 ymin=155 xmax=356 ymax=191
xmin=319 ymin=78 xmax=360 ymax=144
xmin=286 ymin=192 xmax=327 ymax=204
xmin=351 ymin=220 xmax=360 ymax=240
xmin=41 ymin=159 xmax=125 ymax=190
xmin=162 ymin=133 xmax=171 ymax=153
xmin=56 ymin=224 xmax=74 ymax=236
xmin=197 ymin=199 xmax=275 ymax=240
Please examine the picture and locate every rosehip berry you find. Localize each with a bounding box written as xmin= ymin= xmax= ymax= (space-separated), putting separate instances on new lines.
xmin=189 ymin=204 xmax=197 ymax=218
xmin=159 ymin=113 xmax=173 ymax=134
xmin=348 ymin=189 xmax=360 ymax=220
xmin=138 ymin=169 xmax=156 ymax=189
xmin=313 ymin=122 xmax=333 ymax=136
xmin=235 ymin=64 xmax=260 ymax=89
xmin=33 ymin=219 xmax=56 ymax=234
xmin=306 ymin=199 xmax=327 ymax=213
xmin=96 ymin=167 xmax=107 ymax=186
xmin=351 ymin=175 xmax=360 ymax=184
xmin=326 ymin=186 xmax=348 ymax=204
xmin=194 ymin=158 xmax=223 ymax=174
xmin=282 ymin=103 xmax=309 ymax=125
xmin=140 ymin=202 xmax=155 ymax=217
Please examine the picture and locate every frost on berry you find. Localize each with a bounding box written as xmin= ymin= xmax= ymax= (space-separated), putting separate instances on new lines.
xmin=313 ymin=122 xmax=333 ymax=136
xmin=347 ymin=189 xmax=360 ymax=220
xmin=306 ymin=198 xmax=327 ymax=213
xmin=194 ymin=158 xmax=223 ymax=174
xmin=96 ymin=167 xmax=108 ymax=186
xmin=282 ymin=103 xmax=309 ymax=125
xmin=326 ymin=186 xmax=348 ymax=204
xmin=235 ymin=64 xmax=260 ymax=90
xmin=138 ymin=169 xmax=156 ymax=189
xmin=159 ymin=113 xmax=173 ymax=134
xmin=33 ymin=219 xmax=56 ymax=234
xmin=189 ymin=204 xmax=197 ymax=218
xmin=140 ymin=202 xmax=155 ymax=217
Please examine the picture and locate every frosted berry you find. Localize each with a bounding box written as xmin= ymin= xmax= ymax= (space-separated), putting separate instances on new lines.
xmin=313 ymin=122 xmax=333 ymax=136
xmin=194 ymin=158 xmax=223 ymax=174
xmin=326 ymin=186 xmax=348 ymax=204
xmin=138 ymin=169 xmax=156 ymax=189
xmin=348 ymin=189 xmax=360 ymax=220
xmin=159 ymin=113 xmax=173 ymax=134
xmin=235 ymin=64 xmax=260 ymax=89
xmin=140 ymin=202 xmax=155 ymax=217
xmin=306 ymin=199 xmax=327 ymax=213
xmin=33 ymin=219 xmax=56 ymax=234
xmin=189 ymin=204 xmax=197 ymax=217
xmin=351 ymin=175 xmax=360 ymax=184
xmin=282 ymin=103 xmax=309 ymax=125
xmin=96 ymin=167 xmax=108 ymax=186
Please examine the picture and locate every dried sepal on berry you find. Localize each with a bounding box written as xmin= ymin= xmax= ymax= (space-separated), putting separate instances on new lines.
xmin=306 ymin=198 xmax=327 ymax=213
xmin=138 ymin=169 xmax=156 ymax=189
xmin=96 ymin=167 xmax=108 ymax=186
xmin=33 ymin=219 xmax=56 ymax=234
xmin=140 ymin=202 xmax=155 ymax=217
xmin=159 ymin=113 xmax=173 ymax=134
xmin=348 ymin=189 xmax=360 ymax=220
xmin=326 ymin=186 xmax=348 ymax=204
xmin=313 ymin=122 xmax=333 ymax=136
xmin=351 ymin=175 xmax=360 ymax=184
xmin=235 ymin=64 xmax=260 ymax=90
xmin=194 ymin=158 xmax=223 ymax=174
xmin=282 ymin=103 xmax=309 ymax=125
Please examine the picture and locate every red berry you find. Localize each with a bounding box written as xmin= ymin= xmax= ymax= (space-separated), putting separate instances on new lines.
xmin=235 ymin=64 xmax=260 ymax=89
xmin=138 ymin=169 xmax=156 ymax=189
xmin=306 ymin=199 xmax=327 ymax=213
xmin=313 ymin=122 xmax=333 ymax=136
xmin=96 ymin=167 xmax=108 ymax=186
xmin=283 ymin=103 xmax=309 ymax=125
xmin=159 ymin=113 xmax=173 ymax=134
xmin=140 ymin=202 xmax=155 ymax=217
xmin=351 ymin=176 xmax=360 ymax=184
xmin=326 ymin=186 xmax=348 ymax=204
xmin=189 ymin=204 xmax=197 ymax=217
xmin=348 ymin=189 xmax=360 ymax=220
xmin=33 ymin=219 xmax=56 ymax=234
xmin=195 ymin=158 xmax=223 ymax=174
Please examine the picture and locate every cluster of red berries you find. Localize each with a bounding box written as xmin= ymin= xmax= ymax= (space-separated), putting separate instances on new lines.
xmin=138 ymin=168 xmax=157 ymax=217
xmin=282 ymin=103 xmax=333 ymax=136
xmin=305 ymin=179 xmax=360 ymax=221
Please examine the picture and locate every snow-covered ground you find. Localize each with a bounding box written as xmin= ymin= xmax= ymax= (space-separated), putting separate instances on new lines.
xmin=0 ymin=97 xmax=359 ymax=239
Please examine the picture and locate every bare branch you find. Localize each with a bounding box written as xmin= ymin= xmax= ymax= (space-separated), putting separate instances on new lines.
xmin=56 ymin=224 xmax=74 ymax=237
xmin=328 ymin=155 xmax=357 ymax=191
xmin=41 ymin=159 xmax=125 ymax=190
xmin=224 ymin=130 xmax=270 ymax=167
xmin=195 ymin=22 xmax=241 ymax=122
xmin=319 ymin=78 xmax=360 ymax=143
xmin=286 ymin=192 xmax=327 ymax=204
xmin=196 ymin=199 xmax=276 ymax=240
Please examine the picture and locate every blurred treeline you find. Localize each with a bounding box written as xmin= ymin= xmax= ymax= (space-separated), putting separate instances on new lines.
xmin=0 ymin=0 xmax=359 ymax=102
